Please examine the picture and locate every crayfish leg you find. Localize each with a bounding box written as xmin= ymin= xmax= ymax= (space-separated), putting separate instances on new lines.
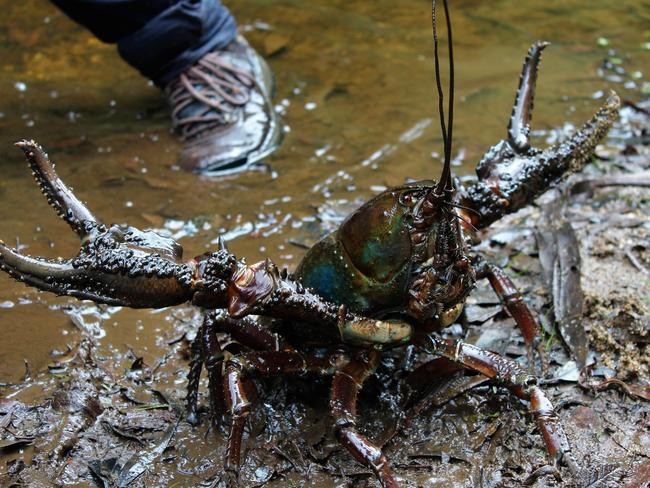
xmin=475 ymin=260 xmax=547 ymax=371
xmin=186 ymin=311 xmax=282 ymax=426
xmin=331 ymin=349 xmax=401 ymax=488
xmin=221 ymin=349 xmax=349 ymax=479
xmin=422 ymin=336 xmax=580 ymax=477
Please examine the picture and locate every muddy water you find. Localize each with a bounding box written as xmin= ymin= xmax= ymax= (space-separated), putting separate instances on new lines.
xmin=0 ymin=0 xmax=648 ymax=485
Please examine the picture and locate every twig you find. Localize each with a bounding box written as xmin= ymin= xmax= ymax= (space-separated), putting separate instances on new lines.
xmin=625 ymin=248 xmax=649 ymax=276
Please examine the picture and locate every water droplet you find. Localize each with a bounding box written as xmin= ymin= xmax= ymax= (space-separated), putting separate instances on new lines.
xmin=315 ymin=144 xmax=330 ymax=157
xmin=14 ymin=82 xmax=27 ymax=92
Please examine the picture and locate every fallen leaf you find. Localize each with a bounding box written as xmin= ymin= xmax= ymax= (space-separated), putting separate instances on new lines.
xmin=594 ymin=377 xmax=650 ymax=401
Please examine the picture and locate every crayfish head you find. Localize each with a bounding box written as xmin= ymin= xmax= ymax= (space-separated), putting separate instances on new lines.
xmin=407 ymin=191 xmax=476 ymax=328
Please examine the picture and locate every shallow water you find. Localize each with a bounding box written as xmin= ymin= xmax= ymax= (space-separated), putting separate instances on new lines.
xmin=0 ymin=1 xmax=648 ymax=484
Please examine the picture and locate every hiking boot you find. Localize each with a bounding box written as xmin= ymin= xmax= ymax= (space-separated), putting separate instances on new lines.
xmin=166 ymin=35 xmax=282 ymax=175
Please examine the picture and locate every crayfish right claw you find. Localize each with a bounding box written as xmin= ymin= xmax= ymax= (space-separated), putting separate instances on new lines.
xmin=1 ymin=141 xmax=198 ymax=308
xmin=14 ymin=140 xmax=105 ymax=242
xmin=459 ymin=92 xmax=620 ymax=230
xmin=457 ymin=41 xmax=621 ymax=231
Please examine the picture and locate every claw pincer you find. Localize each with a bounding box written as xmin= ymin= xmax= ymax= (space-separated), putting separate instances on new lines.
xmin=456 ymin=42 xmax=620 ymax=229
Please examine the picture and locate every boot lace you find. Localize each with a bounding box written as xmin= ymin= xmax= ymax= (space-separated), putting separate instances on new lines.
xmin=167 ymin=51 xmax=255 ymax=141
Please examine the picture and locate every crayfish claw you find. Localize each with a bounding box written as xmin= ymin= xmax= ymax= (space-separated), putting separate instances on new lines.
xmin=14 ymin=140 xmax=105 ymax=242
xmin=460 ymin=91 xmax=620 ymax=230
xmin=0 ymin=240 xmax=83 ymax=298
xmin=508 ymin=40 xmax=550 ymax=153
xmin=1 ymin=142 xmax=199 ymax=308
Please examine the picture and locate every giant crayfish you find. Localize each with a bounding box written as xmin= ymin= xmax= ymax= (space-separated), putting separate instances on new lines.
xmin=0 ymin=2 xmax=620 ymax=487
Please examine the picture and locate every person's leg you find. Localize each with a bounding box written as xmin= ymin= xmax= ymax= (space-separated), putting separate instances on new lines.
xmin=50 ymin=0 xmax=236 ymax=86
xmin=49 ymin=1 xmax=174 ymax=43
xmin=50 ymin=1 xmax=281 ymax=174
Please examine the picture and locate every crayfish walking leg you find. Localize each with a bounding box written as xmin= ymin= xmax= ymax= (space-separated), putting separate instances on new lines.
xmin=186 ymin=311 xmax=282 ymax=425
xmin=331 ymin=349 xmax=400 ymax=488
xmin=421 ymin=336 xmax=579 ymax=475
xmin=221 ymin=348 xmax=350 ymax=482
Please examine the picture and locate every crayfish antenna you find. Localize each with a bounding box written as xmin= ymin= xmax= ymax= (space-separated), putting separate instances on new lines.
xmin=14 ymin=140 xmax=105 ymax=243
xmin=431 ymin=0 xmax=455 ymax=202
xmin=508 ymin=41 xmax=550 ymax=153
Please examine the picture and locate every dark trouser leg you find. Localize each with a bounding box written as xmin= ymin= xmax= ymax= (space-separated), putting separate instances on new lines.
xmin=222 ymin=349 xmax=346 ymax=477
xmin=49 ymin=0 xmax=237 ymax=85
xmin=423 ymin=336 xmax=578 ymax=474
xmin=330 ymin=350 xmax=399 ymax=488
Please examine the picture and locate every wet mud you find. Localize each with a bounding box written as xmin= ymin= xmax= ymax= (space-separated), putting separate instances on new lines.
xmin=1 ymin=1 xmax=649 ymax=487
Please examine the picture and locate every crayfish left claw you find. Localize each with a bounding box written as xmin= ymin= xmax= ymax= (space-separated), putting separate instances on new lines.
xmin=507 ymin=41 xmax=549 ymax=153
xmin=457 ymin=42 xmax=620 ymax=230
